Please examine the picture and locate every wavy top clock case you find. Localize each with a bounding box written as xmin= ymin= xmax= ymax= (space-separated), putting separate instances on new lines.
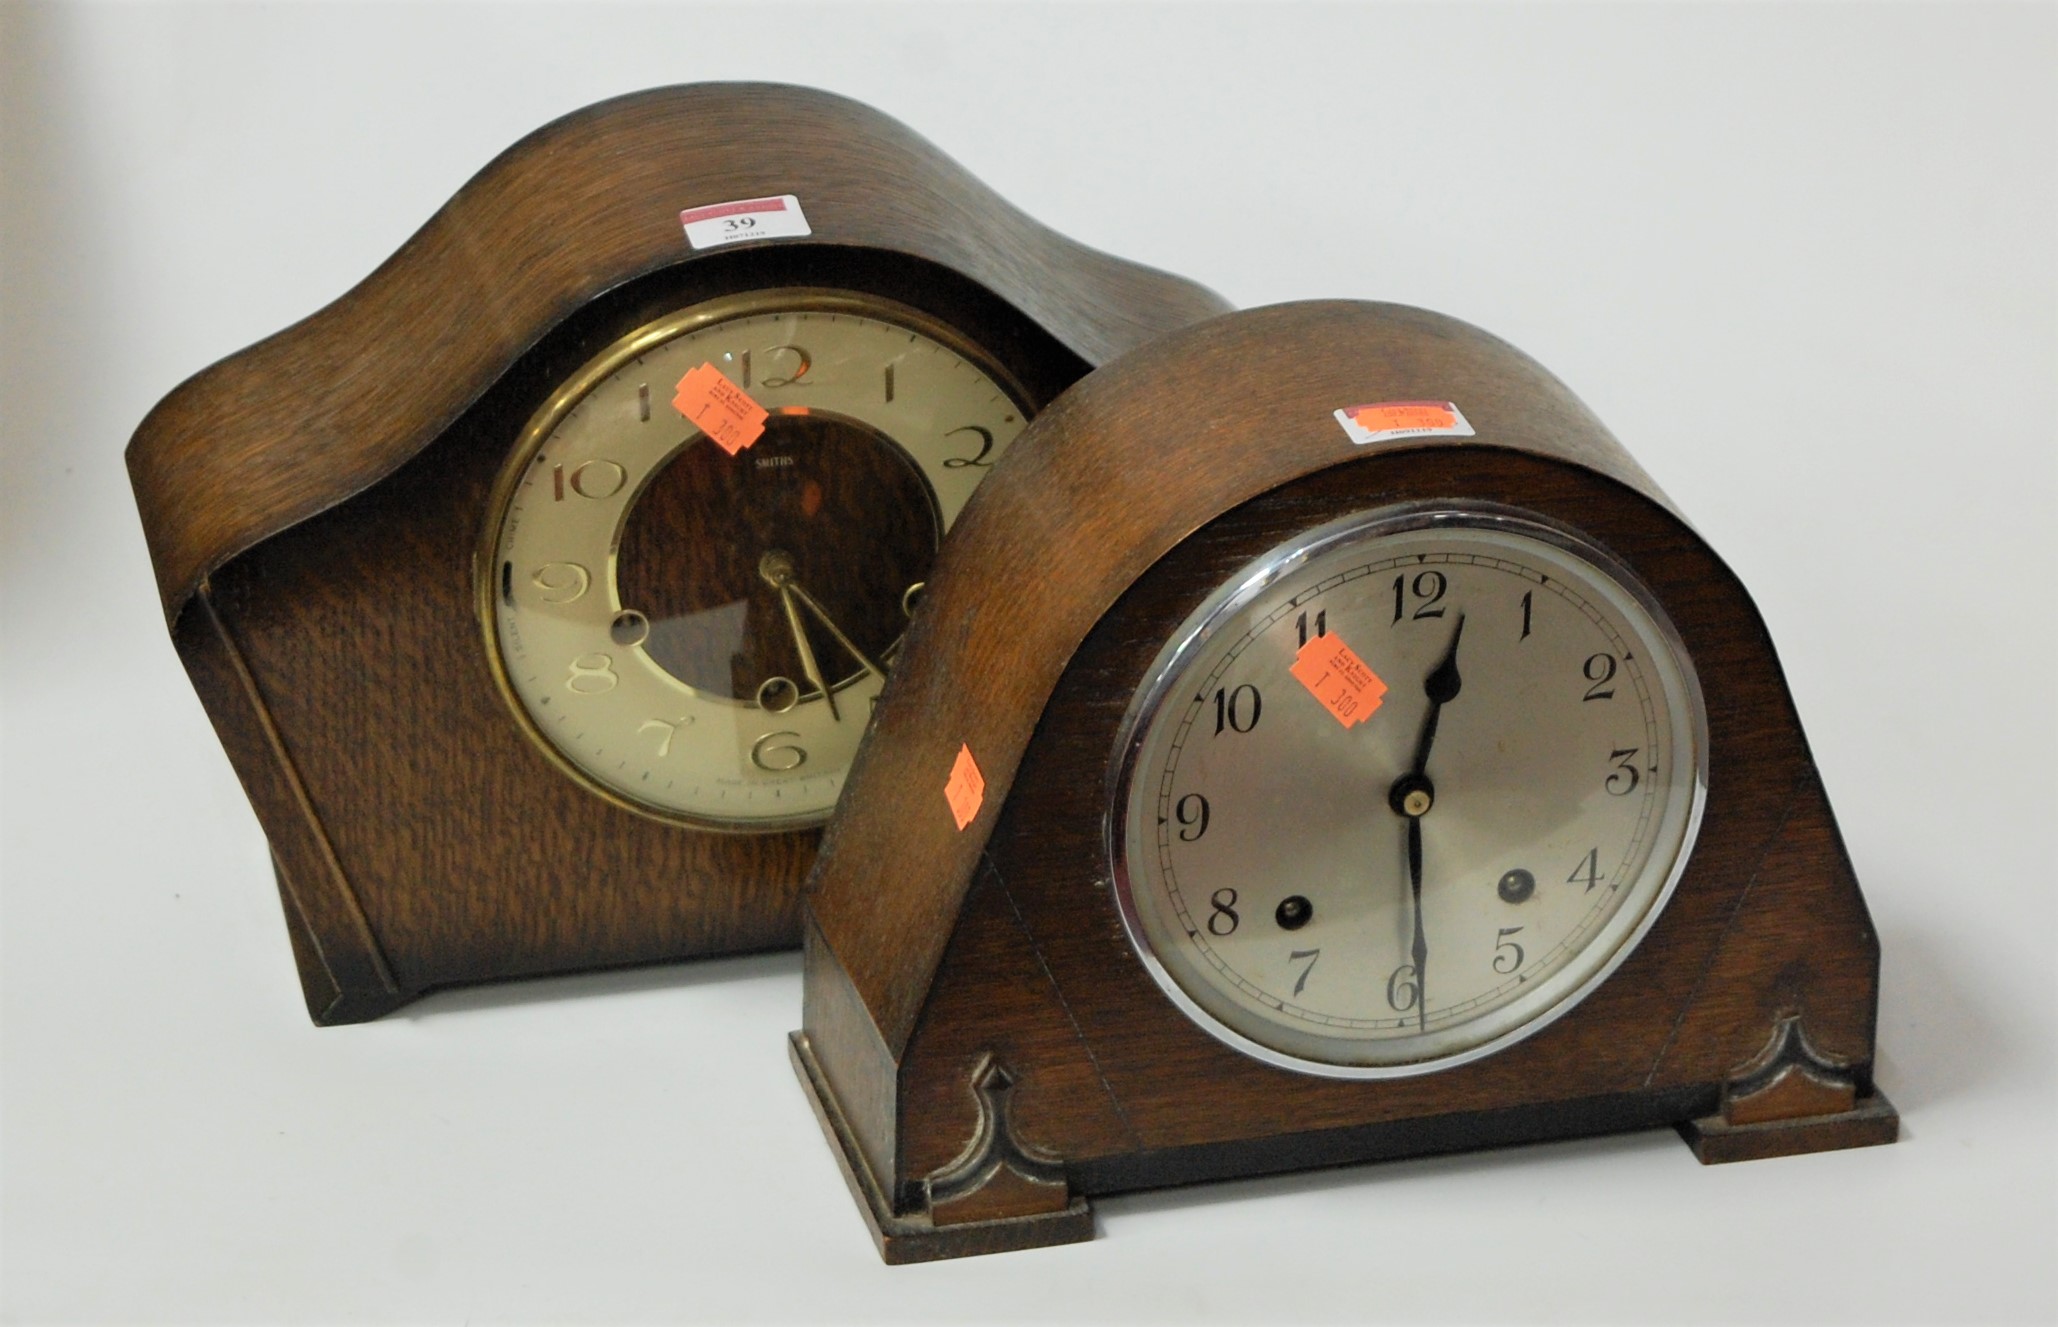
xmin=126 ymin=84 xmax=1229 ymax=1024
xmin=792 ymin=300 xmax=1896 ymax=1263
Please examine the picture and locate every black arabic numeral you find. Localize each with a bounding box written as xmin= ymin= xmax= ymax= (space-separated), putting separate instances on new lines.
xmin=1606 ymin=748 xmax=1641 ymax=796
xmin=1175 ymin=793 xmax=1211 ymax=841
xmin=1391 ymin=570 xmax=1449 ymax=623
xmin=1493 ymin=927 xmax=1526 ymax=974
xmin=1296 ymin=609 xmax=1327 ymax=648
xmin=1583 ymin=652 xmax=1618 ymax=701
xmin=1569 ymin=847 xmax=1601 ymax=892
xmin=1208 ymin=888 xmax=1240 ymax=936
xmin=1520 ymin=589 xmax=1533 ymax=640
xmin=1385 ymin=963 xmax=1421 ymax=1012
xmin=1288 ymin=948 xmax=1321 ymax=996
xmin=941 ymin=425 xmax=996 ymax=468
xmin=1212 ymin=684 xmax=1261 ymax=735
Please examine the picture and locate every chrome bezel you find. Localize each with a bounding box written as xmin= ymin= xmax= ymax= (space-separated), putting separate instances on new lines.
xmin=1105 ymin=502 xmax=1711 ymax=1079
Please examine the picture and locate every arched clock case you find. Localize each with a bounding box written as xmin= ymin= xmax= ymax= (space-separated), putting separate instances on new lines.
xmin=126 ymin=84 xmax=1229 ymax=1024
xmin=792 ymin=300 xmax=1897 ymax=1263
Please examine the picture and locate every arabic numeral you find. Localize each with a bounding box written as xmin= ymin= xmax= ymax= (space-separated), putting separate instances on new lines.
xmin=1583 ymin=652 xmax=1618 ymax=700
xmin=1385 ymin=963 xmax=1420 ymax=1012
xmin=553 ymin=459 xmax=627 ymax=501
xmin=1212 ymin=684 xmax=1261 ymax=735
xmin=1288 ymin=948 xmax=1321 ymax=996
xmin=531 ymin=562 xmax=591 ymax=605
xmin=1606 ymin=748 xmax=1641 ymax=795
xmin=750 ymin=731 xmax=807 ymax=772
xmin=1174 ymin=793 xmax=1210 ymax=842
xmin=1493 ymin=927 xmax=1526 ymax=974
xmin=941 ymin=424 xmax=996 ymax=468
xmin=1207 ymin=888 xmax=1240 ymax=936
xmin=1391 ymin=570 xmax=1448 ymax=623
xmin=566 ymin=653 xmax=618 ymax=694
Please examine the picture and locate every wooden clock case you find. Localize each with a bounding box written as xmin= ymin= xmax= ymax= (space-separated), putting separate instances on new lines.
xmin=126 ymin=84 xmax=1230 ymax=1025
xmin=793 ymin=300 xmax=1898 ymax=1262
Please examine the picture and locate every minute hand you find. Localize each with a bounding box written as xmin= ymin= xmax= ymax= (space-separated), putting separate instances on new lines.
xmin=1388 ymin=614 xmax=1465 ymax=1035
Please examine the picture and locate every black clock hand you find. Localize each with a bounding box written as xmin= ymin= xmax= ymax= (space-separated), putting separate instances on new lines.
xmin=1409 ymin=614 xmax=1466 ymax=778
xmin=1405 ymin=814 xmax=1429 ymax=1032
xmin=1388 ymin=614 xmax=1466 ymax=1034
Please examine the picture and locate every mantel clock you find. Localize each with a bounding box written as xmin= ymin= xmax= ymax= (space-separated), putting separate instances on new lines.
xmin=127 ymin=84 xmax=1229 ymax=1023
xmin=792 ymin=300 xmax=1896 ymax=1262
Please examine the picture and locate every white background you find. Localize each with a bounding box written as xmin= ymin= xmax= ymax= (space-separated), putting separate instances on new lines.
xmin=2 ymin=3 xmax=2053 ymax=1323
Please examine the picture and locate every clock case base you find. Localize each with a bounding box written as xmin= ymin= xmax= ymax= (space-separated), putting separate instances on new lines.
xmin=128 ymin=85 xmax=1231 ymax=1024
xmin=797 ymin=1017 xmax=1896 ymax=1260
xmin=795 ymin=301 xmax=1896 ymax=1261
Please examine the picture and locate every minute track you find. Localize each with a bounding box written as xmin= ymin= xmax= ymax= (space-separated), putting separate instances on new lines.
xmin=1114 ymin=505 xmax=1704 ymax=1075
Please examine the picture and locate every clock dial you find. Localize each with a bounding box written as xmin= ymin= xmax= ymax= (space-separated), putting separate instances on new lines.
xmin=483 ymin=290 xmax=1027 ymax=829
xmin=1111 ymin=505 xmax=1708 ymax=1076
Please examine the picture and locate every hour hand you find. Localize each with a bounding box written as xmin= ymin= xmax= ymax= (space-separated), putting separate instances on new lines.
xmin=761 ymin=550 xmax=839 ymax=720
xmin=784 ymin=574 xmax=887 ymax=686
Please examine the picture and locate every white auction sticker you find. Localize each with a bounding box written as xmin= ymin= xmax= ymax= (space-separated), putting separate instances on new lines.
xmin=678 ymin=194 xmax=811 ymax=250
xmin=1333 ymin=400 xmax=1476 ymax=446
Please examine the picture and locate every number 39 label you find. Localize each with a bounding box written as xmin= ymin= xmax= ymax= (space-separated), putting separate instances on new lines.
xmin=679 ymin=194 xmax=812 ymax=250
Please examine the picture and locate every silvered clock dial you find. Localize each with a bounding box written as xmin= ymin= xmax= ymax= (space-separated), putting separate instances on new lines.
xmin=1111 ymin=505 xmax=1709 ymax=1074
xmin=482 ymin=289 xmax=1026 ymax=829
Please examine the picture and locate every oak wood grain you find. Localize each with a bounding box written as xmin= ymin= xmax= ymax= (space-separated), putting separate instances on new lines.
xmin=127 ymin=85 xmax=1231 ymax=1022
xmin=798 ymin=300 xmax=1890 ymax=1254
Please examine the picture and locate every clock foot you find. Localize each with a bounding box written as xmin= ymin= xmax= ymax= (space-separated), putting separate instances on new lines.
xmin=273 ymin=856 xmax=418 ymax=1025
xmin=1676 ymin=1013 xmax=1899 ymax=1163
xmin=788 ymin=1032 xmax=1095 ymax=1264
xmin=1678 ymin=1089 xmax=1899 ymax=1164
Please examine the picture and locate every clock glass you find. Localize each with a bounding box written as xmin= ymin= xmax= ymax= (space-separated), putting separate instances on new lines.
xmin=482 ymin=289 xmax=1027 ymax=829
xmin=1110 ymin=505 xmax=1708 ymax=1076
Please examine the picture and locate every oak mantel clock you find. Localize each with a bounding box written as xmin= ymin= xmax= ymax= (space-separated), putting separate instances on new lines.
xmin=792 ymin=300 xmax=1897 ymax=1263
xmin=127 ymin=84 xmax=1229 ymax=1024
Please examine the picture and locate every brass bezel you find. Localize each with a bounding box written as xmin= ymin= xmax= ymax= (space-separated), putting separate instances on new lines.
xmin=474 ymin=286 xmax=1034 ymax=832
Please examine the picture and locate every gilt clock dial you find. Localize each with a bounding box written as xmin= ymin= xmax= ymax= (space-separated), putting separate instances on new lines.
xmin=483 ymin=289 xmax=1027 ymax=829
xmin=1112 ymin=505 xmax=1709 ymax=1075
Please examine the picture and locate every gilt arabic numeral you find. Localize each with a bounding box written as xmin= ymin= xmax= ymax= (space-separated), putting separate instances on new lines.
xmin=761 ymin=344 xmax=811 ymax=388
xmin=553 ymin=460 xmax=626 ymax=502
xmin=531 ymin=563 xmax=591 ymax=605
xmin=639 ymin=717 xmax=692 ymax=758
xmin=566 ymin=653 xmax=618 ymax=695
xmin=750 ymin=731 xmax=807 ymax=773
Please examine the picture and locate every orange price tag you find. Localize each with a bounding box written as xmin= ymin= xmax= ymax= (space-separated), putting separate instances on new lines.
xmin=1333 ymin=400 xmax=1475 ymax=447
xmin=1352 ymin=403 xmax=1454 ymax=432
xmin=673 ymin=362 xmax=769 ymax=455
xmin=1290 ymin=634 xmax=1388 ymax=728
xmin=944 ymin=743 xmax=986 ymax=831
